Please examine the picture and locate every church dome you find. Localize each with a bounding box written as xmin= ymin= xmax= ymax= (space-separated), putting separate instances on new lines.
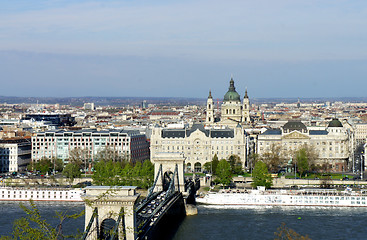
xmin=283 ymin=121 xmax=307 ymax=132
xmin=328 ymin=118 xmax=343 ymax=127
xmin=223 ymin=78 xmax=241 ymax=102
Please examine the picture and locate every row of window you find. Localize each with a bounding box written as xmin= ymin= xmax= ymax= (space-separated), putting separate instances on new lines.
xmin=159 ymin=140 xmax=241 ymax=145
xmin=33 ymin=137 xmax=131 ymax=142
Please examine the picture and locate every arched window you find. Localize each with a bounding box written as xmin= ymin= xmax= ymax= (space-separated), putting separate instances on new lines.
xmin=233 ymin=109 xmax=235 ymax=114
xmin=186 ymin=163 xmax=191 ymax=172
xmin=194 ymin=162 xmax=202 ymax=172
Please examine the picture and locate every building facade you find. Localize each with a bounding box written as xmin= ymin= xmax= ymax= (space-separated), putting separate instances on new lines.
xmin=355 ymin=123 xmax=367 ymax=146
xmin=150 ymin=124 xmax=246 ymax=172
xmin=31 ymin=129 xmax=150 ymax=164
xmin=0 ymin=137 xmax=31 ymax=173
xmin=257 ymin=119 xmax=351 ymax=172
xmin=23 ymin=113 xmax=76 ymax=127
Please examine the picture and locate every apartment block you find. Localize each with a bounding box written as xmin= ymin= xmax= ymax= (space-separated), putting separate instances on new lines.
xmin=31 ymin=129 xmax=150 ymax=164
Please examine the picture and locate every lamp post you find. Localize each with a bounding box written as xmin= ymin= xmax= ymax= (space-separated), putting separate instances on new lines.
xmin=295 ymin=160 xmax=297 ymax=179
xmin=210 ymin=161 xmax=212 ymax=175
xmin=361 ymin=151 xmax=364 ymax=180
xmin=53 ymin=157 xmax=56 ymax=175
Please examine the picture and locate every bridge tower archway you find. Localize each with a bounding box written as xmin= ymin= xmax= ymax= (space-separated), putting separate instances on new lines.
xmin=100 ymin=218 xmax=118 ymax=240
xmin=151 ymin=153 xmax=185 ymax=192
xmin=82 ymin=186 xmax=140 ymax=240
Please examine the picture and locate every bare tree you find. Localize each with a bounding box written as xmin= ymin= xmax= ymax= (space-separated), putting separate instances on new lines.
xmin=68 ymin=148 xmax=89 ymax=173
xmin=261 ymin=143 xmax=286 ymax=173
xmin=96 ymin=147 xmax=129 ymax=163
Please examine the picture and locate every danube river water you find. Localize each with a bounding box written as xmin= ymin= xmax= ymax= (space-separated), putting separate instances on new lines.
xmin=1 ymin=202 xmax=367 ymax=239
xmin=0 ymin=201 xmax=85 ymax=237
xmin=174 ymin=205 xmax=367 ymax=240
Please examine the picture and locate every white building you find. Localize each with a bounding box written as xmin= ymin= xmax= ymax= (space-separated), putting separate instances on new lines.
xmin=83 ymin=103 xmax=95 ymax=111
xmin=0 ymin=138 xmax=31 ymax=173
xmin=257 ymin=119 xmax=352 ymax=172
xmin=150 ymin=124 xmax=247 ymax=172
xmin=355 ymin=123 xmax=367 ymax=146
xmin=31 ymin=129 xmax=150 ymax=164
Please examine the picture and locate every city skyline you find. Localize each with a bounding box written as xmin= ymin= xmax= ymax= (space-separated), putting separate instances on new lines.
xmin=1 ymin=0 xmax=367 ymax=98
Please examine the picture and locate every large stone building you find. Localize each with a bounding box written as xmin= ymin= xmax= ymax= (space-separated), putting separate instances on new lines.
xmin=150 ymin=124 xmax=246 ymax=172
xmin=206 ymin=78 xmax=250 ymax=127
xmin=32 ymin=129 xmax=150 ymax=165
xmin=257 ymin=119 xmax=352 ymax=172
xmin=150 ymin=78 xmax=253 ymax=173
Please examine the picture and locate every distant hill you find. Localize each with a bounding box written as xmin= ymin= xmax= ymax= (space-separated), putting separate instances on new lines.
xmin=0 ymin=96 xmax=206 ymax=106
xmin=0 ymin=96 xmax=366 ymax=107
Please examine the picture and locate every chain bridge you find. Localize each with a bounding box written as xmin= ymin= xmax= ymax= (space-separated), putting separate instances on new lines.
xmin=81 ymin=153 xmax=199 ymax=240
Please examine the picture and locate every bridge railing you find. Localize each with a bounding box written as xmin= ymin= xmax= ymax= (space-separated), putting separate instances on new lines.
xmin=136 ymin=165 xmax=163 ymax=213
xmin=136 ymin=163 xmax=182 ymax=237
xmin=136 ymin=192 xmax=182 ymax=240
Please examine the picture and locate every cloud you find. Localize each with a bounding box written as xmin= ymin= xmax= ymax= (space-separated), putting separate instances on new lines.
xmin=1 ymin=0 xmax=367 ymax=60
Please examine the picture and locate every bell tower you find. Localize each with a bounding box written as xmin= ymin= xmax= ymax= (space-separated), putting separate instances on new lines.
xmin=242 ymin=87 xmax=250 ymax=124
xmin=206 ymin=90 xmax=214 ymax=124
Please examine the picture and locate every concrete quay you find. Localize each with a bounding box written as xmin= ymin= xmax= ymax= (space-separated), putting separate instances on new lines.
xmin=1 ymin=177 xmax=92 ymax=187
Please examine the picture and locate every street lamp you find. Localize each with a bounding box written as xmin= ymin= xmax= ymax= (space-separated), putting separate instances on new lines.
xmin=361 ymin=151 xmax=364 ymax=180
xmin=295 ymin=160 xmax=297 ymax=179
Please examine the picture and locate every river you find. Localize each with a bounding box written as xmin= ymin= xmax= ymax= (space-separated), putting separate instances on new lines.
xmin=1 ymin=202 xmax=366 ymax=239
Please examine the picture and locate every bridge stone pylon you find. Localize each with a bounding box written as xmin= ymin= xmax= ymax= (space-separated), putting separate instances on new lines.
xmin=151 ymin=153 xmax=185 ymax=192
xmin=82 ymin=186 xmax=140 ymax=240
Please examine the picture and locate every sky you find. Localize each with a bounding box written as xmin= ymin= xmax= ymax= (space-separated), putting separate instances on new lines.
xmin=1 ymin=0 xmax=367 ymax=99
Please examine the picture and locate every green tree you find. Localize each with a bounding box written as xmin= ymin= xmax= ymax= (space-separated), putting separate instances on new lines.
xmin=203 ymin=162 xmax=212 ymax=173
xmin=294 ymin=144 xmax=318 ymax=176
xmin=92 ymin=160 xmax=121 ymax=186
xmin=54 ymin=158 xmax=64 ymax=172
xmin=203 ymin=155 xmax=220 ymax=175
xmin=32 ymin=158 xmax=52 ymax=174
xmin=212 ymin=154 xmax=219 ymax=175
xmin=248 ymin=153 xmax=259 ymax=174
xmin=140 ymin=160 xmax=154 ymax=189
xmin=62 ymin=162 xmax=81 ymax=185
xmin=251 ymin=161 xmax=273 ymax=189
xmin=92 ymin=159 xmax=154 ymax=189
xmin=295 ymin=148 xmax=309 ymax=177
xmin=228 ymin=154 xmax=243 ymax=175
xmin=215 ymin=159 xmax=232 ymax=186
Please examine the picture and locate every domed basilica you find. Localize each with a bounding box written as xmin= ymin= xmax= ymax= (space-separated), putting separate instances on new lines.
xmin=206 ymin=77 xmax=250 ymax=127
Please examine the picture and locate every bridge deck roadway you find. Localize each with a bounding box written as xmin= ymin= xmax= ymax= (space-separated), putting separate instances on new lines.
xmin=136 ymin=191 xmax=182 ymax=239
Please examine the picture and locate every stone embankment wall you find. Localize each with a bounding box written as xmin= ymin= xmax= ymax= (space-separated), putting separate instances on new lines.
xmin=1 ymin=177 xmax=93 ymax=187
xmin=272 ymin=176 xmax=367 ymax=188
